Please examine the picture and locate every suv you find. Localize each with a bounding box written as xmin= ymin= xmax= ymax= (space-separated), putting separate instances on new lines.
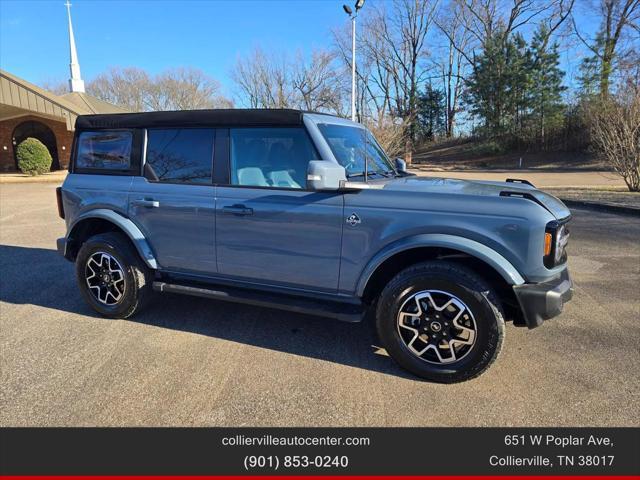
xmin=56 ymin=109 xmax=573 ymax=382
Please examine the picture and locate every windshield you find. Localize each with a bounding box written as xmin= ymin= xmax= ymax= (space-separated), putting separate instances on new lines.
xmin=317 ymin=123 xmax=395 ymax=178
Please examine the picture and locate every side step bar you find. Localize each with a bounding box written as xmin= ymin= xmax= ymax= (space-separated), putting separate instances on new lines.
xmin=152 ymin=281 xmax=364 ymax=323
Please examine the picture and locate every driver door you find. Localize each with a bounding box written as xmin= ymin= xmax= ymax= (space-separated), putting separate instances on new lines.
xmin=215 ymin=127 xmax=344 ymax=292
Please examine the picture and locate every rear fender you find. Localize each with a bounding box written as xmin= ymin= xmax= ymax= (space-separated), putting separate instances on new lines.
xmin=67 ymin=209 xmax=157 ymax=269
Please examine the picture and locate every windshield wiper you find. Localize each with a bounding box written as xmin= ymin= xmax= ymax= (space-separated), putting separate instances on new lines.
xmin=346 ymin=171 xmax=385 ymax=179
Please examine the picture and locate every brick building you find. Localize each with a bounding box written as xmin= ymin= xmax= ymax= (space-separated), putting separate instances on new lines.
xmin=0 ymin=70 xmax=126 ymax=172
xmin=0 ymin=4 xmax=125 ymax=173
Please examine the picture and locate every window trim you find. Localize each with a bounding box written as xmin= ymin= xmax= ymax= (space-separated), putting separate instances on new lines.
xmin=225 ymin=125 xmax=321 ymax=191
xmin=142 ymin=127 xmax=216 ymax=186
xmin=72 ymin=128 xmax=141 ymax=176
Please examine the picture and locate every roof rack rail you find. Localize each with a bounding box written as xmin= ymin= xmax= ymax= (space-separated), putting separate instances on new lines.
xmin=506 ymin=178 xmax=535 ymax=187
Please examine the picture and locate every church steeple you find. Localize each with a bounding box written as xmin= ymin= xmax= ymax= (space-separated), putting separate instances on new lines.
xmin=65 ymin=1 xmax=85 ymax=93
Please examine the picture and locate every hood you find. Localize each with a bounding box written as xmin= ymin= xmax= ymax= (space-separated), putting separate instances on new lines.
xmin=380 ymin=175 xmax=571 ymax=220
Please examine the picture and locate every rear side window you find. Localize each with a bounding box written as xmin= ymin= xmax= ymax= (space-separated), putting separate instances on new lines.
xmin=145 ymin=129 xmax=214 ymax=184
xmin=76 ymin=131 xmax=133 ymax=171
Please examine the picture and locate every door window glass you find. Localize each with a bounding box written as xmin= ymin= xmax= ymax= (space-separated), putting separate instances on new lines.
xmin=230 ymin=128 xmax=319 ymax=189
xmin=145 ymin=129 xmax=214 ymax=184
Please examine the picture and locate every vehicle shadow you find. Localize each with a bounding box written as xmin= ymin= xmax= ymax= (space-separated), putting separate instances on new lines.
xmin=0 ymin=244 xmax=411 ymax=379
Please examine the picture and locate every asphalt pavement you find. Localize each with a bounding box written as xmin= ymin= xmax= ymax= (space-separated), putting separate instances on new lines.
xmin=1 ymin=183 xmax=638 ymax=426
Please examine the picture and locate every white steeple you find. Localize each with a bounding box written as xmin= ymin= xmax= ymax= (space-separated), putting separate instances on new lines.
xmin=65 ymin=1 xmax=85 ymax=93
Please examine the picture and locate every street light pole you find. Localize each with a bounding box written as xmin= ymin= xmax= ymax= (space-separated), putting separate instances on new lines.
xmin=351 ymin=14 xmax=356 ymax=122
xmin=344 ymin=0 xmax=364 ymax=122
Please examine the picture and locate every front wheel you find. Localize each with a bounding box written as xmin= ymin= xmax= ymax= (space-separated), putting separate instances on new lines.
xmin=376 ymin=261 xmax=505 ymax=383
xmin=75 ymin=232 xmax=152 ymax=319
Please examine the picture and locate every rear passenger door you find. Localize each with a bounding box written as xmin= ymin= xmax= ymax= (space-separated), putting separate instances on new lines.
xmin=128 ymin=128 xmax=216 ymax=274
xmin=215 ymin=127 xmax=344 ymax=292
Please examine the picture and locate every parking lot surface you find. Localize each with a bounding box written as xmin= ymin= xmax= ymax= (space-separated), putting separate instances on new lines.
xmin=1 ymin=183 xmax=638 ymax=426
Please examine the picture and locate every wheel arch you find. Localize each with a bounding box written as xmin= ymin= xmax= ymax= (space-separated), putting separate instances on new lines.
xmin=358 ymin=235 xmax=525 ymax=321
xmin=65 ymin=209 xmax=157 ymax=269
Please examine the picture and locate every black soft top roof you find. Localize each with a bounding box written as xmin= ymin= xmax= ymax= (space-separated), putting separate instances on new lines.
xmin=74 ymin=108 xmax=313 ymax=130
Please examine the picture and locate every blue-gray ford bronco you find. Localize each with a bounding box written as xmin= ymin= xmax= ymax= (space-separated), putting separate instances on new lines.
xmin=56 ymin=109 xmax=573 ymax=382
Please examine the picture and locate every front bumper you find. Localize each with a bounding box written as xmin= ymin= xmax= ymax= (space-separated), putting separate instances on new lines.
xmin=513 ymin=268 xmax=573 ymax=329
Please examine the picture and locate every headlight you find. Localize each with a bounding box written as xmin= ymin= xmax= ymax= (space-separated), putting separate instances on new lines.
xmin=544 ymin=221 xmax=570 ymax=268
xmin=555 ymin=224 xmax=569 ymax=264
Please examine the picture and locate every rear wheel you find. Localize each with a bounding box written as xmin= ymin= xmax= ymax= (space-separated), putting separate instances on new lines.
xmin=376 ymin=261 xmax=505 ymax=383
xmin=75 ymin=232 xmax=152 ymax=318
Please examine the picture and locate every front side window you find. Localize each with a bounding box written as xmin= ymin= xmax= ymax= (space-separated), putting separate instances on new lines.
xmin=76 ymin=131 xmax=132 ymax=170
xmin=317 ymin=124 xmax=394 ymax=179
xmin=145 ymin=129 xmax=214 ymax=184
xmin=230 ymin=127 xmax=319 ymax=189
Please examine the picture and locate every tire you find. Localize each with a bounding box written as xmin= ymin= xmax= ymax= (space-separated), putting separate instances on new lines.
xmin=75 ymin=232 xmax=153 ymax=319
xmin=376 ymin=261 xmax=505 ymax=383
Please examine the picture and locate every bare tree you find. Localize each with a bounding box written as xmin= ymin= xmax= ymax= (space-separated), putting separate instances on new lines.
xmin=434 ymin=3 xmax=474 ymax=136
xmin=574 ymin=0 xmax=640 ymax=97
xmin=39 ymin=79 xmax=68 ymax=96
xmin=87 ymin=67 xmax=231 ymax=112
xmin=351 ymin=0 xmax=440 ymax=163
xmin=87 ymin=67 xmax=151 ymax=112
xmin=333 ymin=22 xmax=382 ymax=120
xmin=291 ymin=50 xmax=343 ymax=112
xmin=147 ymin=67 xmax=230 ymax=110
xmin=449 ymin=0 xmax=574 ymax=59
xmin=591 ymin=87 xmax=640 ymax=190
xmin=384 ymin=0 xmax=441 ymax=162
xmin=230 ymin=48 xmax=295 ymax=108
xmin=231 ymin=47 xmax=344 ymax=112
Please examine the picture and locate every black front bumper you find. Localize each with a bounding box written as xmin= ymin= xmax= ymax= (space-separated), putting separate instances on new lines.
xmin=513 ymin=268 xmax=573 ymax=329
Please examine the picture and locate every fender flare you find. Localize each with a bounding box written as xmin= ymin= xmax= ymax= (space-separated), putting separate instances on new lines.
xmin=67 ymin=209 xmax=158 ymax=269
xmin=356 ymin=234 xmax=525 ymax=297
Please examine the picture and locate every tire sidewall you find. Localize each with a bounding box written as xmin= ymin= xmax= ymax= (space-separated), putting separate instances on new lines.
xmin=75 ymin=235 xmax=141 ymax=318
xmin=377 ymin=268 xmax=502 ymax=381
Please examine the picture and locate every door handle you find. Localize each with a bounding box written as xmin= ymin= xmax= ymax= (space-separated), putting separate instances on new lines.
xmin=222 ymin=204 xmax=253 ymax=216
xmin=132 ymin=199 xmax=160 ymax=208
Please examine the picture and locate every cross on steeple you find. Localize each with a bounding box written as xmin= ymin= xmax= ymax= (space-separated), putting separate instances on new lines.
xmin=65 ymin=0 xmax=85 ymax=93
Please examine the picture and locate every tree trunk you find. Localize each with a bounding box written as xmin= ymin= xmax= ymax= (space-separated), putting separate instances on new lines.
xmin=404 ymin=137 xmax=413 ymax=165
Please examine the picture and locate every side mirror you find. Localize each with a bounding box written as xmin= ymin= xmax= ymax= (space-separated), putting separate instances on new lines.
xmin=394 ymin=157 xmax=408 ymax=174
xmin=307 ymin=161 xmax=347 ymax=191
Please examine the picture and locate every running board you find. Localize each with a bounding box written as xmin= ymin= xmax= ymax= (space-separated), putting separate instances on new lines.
xmin=152 ymin=281 xmax=364 ymax=323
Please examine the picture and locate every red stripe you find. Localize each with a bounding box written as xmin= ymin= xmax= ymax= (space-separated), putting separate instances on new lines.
xmin=1 ymin=476 xmax=638 ymax=479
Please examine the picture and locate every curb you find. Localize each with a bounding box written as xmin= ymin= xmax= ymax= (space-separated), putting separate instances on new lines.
xmin=560 ymin=198 xmax=640 ymax=217
xmin=0 ymin=174 xmax=67 ymax=185
xmin=0 ymin=178 xmax=66 ymax=184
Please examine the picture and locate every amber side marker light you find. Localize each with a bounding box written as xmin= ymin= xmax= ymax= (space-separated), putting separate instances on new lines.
xmin=544 ymin=232 xmax=553 ymax=256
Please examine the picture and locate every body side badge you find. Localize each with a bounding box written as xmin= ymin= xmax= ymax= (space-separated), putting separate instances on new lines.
xmin=346 ymin=213 xmax=361 ymax=227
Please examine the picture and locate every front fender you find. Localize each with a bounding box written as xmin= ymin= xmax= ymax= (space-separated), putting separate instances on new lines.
xmin=67 ymin=209 xmax=158 ymax=269
xmin=356 ymin=233 xmax=525 ymax=297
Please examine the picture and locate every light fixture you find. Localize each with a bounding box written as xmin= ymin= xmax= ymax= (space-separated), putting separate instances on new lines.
xmin=343 ymin=4 xmax=353 ymax=15
xmin=544 ymin=232 xmax=552 ymax=257
xmin=355 ymin=0 xmax=365 ymax=10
